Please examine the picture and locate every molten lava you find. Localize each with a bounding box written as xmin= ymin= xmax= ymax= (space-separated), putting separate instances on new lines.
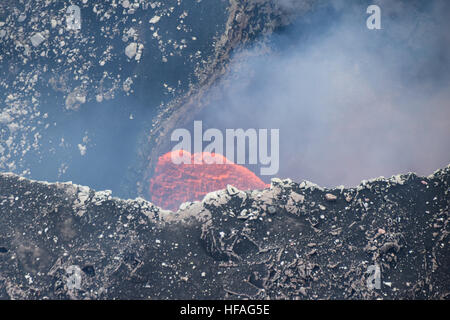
xmin=149 ymin=151 xmax=269 ymax=211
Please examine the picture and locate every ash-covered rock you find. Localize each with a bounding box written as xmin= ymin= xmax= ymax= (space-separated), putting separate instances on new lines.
xmin=1 ymin=165 xmax=449 ymax=299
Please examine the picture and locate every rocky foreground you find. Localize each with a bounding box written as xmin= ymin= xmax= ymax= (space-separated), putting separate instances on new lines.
xmin=0 ymin=166 xmax=449 ymax=300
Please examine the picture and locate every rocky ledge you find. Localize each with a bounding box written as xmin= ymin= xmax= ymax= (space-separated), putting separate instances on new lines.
xmin=0 ymin=165 xmax=449 ymax=299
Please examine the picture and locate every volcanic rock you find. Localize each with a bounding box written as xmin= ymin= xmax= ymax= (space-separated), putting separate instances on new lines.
xmin=325 ymin=193 xmax=337 ymax=201
xmin=0 ymin=164 xmax=449 ymax=299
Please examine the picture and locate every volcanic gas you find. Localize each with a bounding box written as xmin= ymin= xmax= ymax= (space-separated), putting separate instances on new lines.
xmin=149 ymin=151 xmax=269 ymax=211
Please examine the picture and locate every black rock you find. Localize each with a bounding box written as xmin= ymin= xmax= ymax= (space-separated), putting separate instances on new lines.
xmin=0 ymin=165 xmax=449 ymax=300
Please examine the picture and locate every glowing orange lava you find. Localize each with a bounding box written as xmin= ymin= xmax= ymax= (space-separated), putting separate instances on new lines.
xmin=149 ymin=150 xmax=269 ymax=211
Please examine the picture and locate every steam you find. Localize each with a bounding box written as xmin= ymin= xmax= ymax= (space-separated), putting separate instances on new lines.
xmin=199 ymin=0 xmax=450 ymax=187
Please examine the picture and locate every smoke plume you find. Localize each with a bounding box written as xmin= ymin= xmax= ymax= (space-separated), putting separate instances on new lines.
xmin=198 ymin=0 xmax=450 ymax=187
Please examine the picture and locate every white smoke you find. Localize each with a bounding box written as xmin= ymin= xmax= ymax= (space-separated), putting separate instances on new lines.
xmin=199 ymin=0 xmax=450 ymax=187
